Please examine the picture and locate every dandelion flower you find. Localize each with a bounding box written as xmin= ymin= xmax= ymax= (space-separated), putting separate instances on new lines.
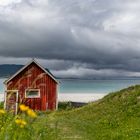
xmin=15 ymin=119 xmax=21 ymax=124
xmin=15 ymin=119 xmax=27 ymax=128
xmin=0 ymin=109 xmax=5 ymax=114
xmin=19 ymin=104 xmax=29 ymax=112
xmin=27 ymin=109 xmax=37 ymax=118
xmin=20 ymin=124 xmax=24 ymax=128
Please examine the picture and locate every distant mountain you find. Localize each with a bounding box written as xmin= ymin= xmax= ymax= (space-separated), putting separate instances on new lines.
xmin=0 ymin=64 xmax=55 ymax=78
xmin=1 ymin=64 xmax=140 ymax=80
xmin=0 ymin=64 xmax=23 ymax=78
xmin=0 ymin=64 xmax=56 ymax=79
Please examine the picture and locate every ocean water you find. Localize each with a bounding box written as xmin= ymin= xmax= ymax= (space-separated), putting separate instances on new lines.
xmin=1 ymin=78 xmax=140 ymax=94
xmin=0 ymin=78 xmax=6 ymax=93
xmin=58 ymin=79 xmax=140 ymax=93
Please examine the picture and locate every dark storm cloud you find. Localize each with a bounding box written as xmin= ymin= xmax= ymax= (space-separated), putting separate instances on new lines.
xmin=0 ymin=0 xmax=140 ymax=78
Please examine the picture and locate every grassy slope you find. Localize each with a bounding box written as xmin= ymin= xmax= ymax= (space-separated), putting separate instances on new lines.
xmin=1 ymin=85 xmax=140 ymax=140
xmin=39 ymin=85 xmax=140 ymax=140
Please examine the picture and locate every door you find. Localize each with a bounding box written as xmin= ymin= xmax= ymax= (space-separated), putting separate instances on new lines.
xmin=5 ymin=90 xmax=18 ymax=114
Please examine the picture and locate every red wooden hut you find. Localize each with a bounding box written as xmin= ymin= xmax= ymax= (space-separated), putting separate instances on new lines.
xmin=4 ymin=59 xmax=58 ymax=114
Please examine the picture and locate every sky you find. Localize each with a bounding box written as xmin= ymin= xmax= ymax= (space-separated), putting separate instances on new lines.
xmin=0 ymin=0 xmax=140 ymax=78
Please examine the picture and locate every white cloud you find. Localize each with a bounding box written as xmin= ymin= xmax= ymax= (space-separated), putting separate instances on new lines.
xmin=0 ymin=0 xmax=21 ymax=6
xmin=52 ymin=67 xmax=140 ymax=78
xmin=0 ymin=0 xmax=140 ymax=78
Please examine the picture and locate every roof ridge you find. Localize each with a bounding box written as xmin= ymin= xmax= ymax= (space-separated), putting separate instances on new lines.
xmin=4 ymin=59 xmax=58 ymax=84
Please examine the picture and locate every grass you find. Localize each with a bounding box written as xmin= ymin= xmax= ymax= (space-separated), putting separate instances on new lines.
xmin=58 ymin=102 xmax=74 ymax=110
xmin=1 ymin=85 xmax=140 ymax=139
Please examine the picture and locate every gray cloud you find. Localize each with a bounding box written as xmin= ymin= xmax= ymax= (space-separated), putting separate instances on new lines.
xmin=0 ymin=0 xmax=140 ymax=78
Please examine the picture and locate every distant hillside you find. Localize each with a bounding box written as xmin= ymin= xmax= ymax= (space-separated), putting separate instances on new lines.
xmin=0 ymin=64 xmax=56 ymax=79
xmin=0 ymin=64 xmax=23 ymax=77
xmin=1 ymin=64 xmax=140 ymax=80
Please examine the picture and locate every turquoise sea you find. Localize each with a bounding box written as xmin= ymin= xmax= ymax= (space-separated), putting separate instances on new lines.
xmin=59 ymin=79 xmax=140 ymax=93
xmin=1 ymin=78 xmax=140 ymax=94
xmin=0 ymin=78 xmax=6 ymax=93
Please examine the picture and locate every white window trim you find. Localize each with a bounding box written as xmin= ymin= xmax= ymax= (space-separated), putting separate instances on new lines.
xmin=25 ymin=89 xmax=40 ymax=98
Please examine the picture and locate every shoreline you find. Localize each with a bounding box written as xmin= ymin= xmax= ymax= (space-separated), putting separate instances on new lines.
xmin=0 ymin=93 xmax=107 ymax=103
xmin=58 ymin=93 xmax=107 ymax=103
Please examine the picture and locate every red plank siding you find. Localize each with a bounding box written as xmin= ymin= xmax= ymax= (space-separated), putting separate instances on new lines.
xmin=6 ymin=62 xmax=57 ymax=111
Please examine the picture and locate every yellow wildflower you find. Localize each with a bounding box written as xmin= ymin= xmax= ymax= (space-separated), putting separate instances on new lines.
xmin=27 ymin=109 xmax=37 ymax=118
xmin=15 ymin=119 xmax=21 ymax=124
xmin=19 ymin=104 xmax=29 ymax=112
xmin=0 ymin=109 xmax=5 ymax=114
xmin=15 ymin=119 xmax=27 ymax=128
xmin=20 ymin=125 xmax=24 ymax=128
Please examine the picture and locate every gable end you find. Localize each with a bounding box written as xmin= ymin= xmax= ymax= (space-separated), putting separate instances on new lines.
xmin=4 ymin=59 xmax=58 ymax=84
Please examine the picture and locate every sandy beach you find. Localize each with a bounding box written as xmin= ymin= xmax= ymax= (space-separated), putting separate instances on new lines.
xmin=0 ymin=93 xmax=107 ymax=103
xmin=58 ymin=93 xmax=107 ymax=103
xmin=0 ymin=94 xmax=4 ymax=102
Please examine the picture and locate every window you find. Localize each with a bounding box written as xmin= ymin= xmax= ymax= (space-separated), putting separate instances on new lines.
xmin=25 ymin=89 xmax=40 ymax=98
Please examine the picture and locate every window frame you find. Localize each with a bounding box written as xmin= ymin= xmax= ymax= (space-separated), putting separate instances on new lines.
xmin=25 ymin=89 xmax=40 ymax=98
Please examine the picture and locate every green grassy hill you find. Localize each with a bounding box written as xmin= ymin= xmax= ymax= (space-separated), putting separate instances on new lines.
xmin=44 ymin=85 xmax=140 ymax=140
xmin=1 ymin=85 xmax=140 ymax=140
